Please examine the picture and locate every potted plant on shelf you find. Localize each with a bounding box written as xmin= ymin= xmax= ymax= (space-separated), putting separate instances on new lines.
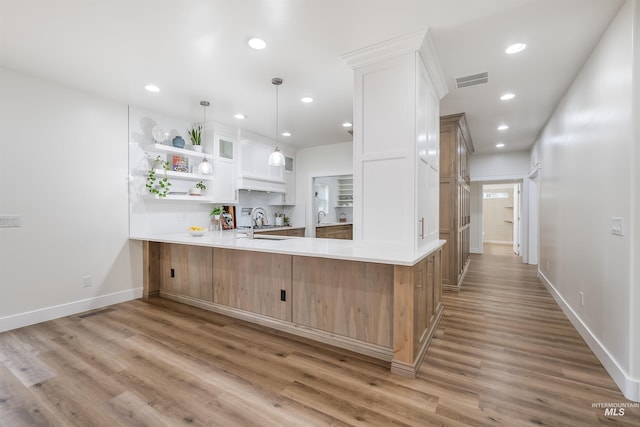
xmin=146 ymin=155 xmax=171 ymax=198
xmin=187 ymin=124 xmax=202 ymax=152
xmin=190 ymin=181 xmax=206 ymax=196
xmin=211 ymin=206 xmax=223 ymax=220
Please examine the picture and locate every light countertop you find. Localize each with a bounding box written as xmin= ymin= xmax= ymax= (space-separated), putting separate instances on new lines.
xmin=315 ymin=222 xmax=353 ymax=228
xmin=130 ymin=230 xmax=444 ymax=266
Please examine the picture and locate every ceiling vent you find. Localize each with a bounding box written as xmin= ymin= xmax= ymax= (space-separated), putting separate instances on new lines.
xmin=455 ymin=72 xmax=488 ymax=88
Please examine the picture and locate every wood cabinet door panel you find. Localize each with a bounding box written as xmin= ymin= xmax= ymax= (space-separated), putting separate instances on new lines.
xmin=413 ymin=258 xmax=429 ymax=352
xmin=292 ymin=256 xmax=393 ymax=347
xmin=160 ymin=244 xmax=213 ymax=301
xmin=316 ymin=224 xmax=352 ymax=240
xmin=213 ymin=248 xmax=292 ymax=321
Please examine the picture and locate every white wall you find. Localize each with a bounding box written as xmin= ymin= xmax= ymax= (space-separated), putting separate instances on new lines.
xmin=0 ymin=68 xmax=142 ymax=331
xmin=533 ymin=0 xmax=638 ymax=401
xmin=631 ymin=0 xmax=640 ymax=388
xmin=469 ymin=150 xmax=531 ymax=180
xmin=469 ymin=182 xmax=483 ymax=253
xmin=296 ymin=142 xmax=353 ymax=236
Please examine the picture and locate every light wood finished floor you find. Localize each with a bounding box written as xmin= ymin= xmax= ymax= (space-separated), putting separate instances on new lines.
xmin=1 ymin=252 xmax=638 ymax=426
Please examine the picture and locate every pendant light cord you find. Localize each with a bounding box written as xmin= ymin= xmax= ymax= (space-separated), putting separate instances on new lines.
xmin=199 ymin=100 xmax=210 ymax=160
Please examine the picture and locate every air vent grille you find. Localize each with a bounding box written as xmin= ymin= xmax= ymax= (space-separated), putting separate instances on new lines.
xmin=456 ymin=72 xmax=488 ymax=88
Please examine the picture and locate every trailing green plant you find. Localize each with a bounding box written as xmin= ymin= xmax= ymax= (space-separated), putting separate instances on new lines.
xmin=146 ymin=155 xmax=172 ymax=198
xmin=211 ymin=206 xmax=223 ymax=216
xmin=187 ymin=125 xmax=202 ymax=146
xmin=196 ymin=181 xmax=206 ymax=191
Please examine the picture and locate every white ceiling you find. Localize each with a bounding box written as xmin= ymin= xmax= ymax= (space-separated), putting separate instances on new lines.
xmin=0 ymin=0 xmax=624 ymax=154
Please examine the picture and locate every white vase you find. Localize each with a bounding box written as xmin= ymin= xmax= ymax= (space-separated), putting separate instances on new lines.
xmin=189 ymin=188 xmax=201 ymax=196
xmin=193 ymin=145 xmax=203 ymax=152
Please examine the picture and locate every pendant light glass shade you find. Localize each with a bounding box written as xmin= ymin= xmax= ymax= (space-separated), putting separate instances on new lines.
xmin=268 ymin=146 xmax=285 ymax=166
xmin=269 ymin=77 xmax=285 ymax=167
xmin=197 ymin=158 xmax=213 ymax=174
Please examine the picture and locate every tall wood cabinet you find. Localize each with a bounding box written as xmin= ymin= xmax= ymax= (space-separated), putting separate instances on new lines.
xmin=440 ymin=113 xmax=474 ymax=289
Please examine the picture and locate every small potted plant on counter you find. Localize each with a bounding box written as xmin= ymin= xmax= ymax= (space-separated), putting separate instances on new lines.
xmin=211 ymin=206 xmax=223 ymax=220
xmin=274 ymin=212 xmax=284 ymax=227
xmin=189 ymin=181 xmax=206 ymax=196
xmin=187 ymin=124 xmax=202 ymax=152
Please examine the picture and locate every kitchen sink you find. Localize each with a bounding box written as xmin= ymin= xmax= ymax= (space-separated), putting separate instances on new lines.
xmin=252 ymin=235 xmax=291 ymax=241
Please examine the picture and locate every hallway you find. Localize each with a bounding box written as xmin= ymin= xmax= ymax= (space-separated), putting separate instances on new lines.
xmin=422 ymin=247 xmax=639 ymax=425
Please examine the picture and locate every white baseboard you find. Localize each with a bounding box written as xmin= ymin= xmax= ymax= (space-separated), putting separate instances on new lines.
xmin=538 ymin=270 xmax=639 ymax=402
xmin=0 ymin=287 xmax=143 ymax=333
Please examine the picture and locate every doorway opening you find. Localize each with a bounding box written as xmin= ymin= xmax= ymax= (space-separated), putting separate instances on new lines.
xmin=481 ymin=182 xmax=522 ymax=256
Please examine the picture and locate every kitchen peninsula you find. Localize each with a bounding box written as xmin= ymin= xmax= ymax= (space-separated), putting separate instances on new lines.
xmin=133 ymin=231 xmax=444 ymax=377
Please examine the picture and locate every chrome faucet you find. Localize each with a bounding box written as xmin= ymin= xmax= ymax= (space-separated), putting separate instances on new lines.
xmin=317 ymin=210 xmax=326 ymax=224
xmin=249 ymin=206 xmax=267 ymax=239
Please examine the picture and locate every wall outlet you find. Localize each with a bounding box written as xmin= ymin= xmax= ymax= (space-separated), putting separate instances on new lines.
xmin=82 ymin=275 xmax=92 ymax=287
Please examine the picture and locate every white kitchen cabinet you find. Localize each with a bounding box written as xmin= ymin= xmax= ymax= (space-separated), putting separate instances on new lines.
xmin=344 ymin=30 xmax=446 ymax=251
xmin=269 ymin=154 xmax=296 ymax=205
xmin=212 ymin=130 xmax=237 ymax=204
xmin=237 ymin=139 xmax=285 ymax=193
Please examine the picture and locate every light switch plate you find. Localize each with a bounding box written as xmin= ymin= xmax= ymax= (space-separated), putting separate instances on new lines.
xmin=611 ymin=217 xmax=623 ymax=236
xmin=0 ymin=215 xmax=21 ymax=227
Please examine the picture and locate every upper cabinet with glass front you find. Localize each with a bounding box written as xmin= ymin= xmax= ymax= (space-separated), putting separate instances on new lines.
xmin=212 ymin=127 xmax=238 ymax=204
xmin=270 ymin=153 xmax=296 ymax=205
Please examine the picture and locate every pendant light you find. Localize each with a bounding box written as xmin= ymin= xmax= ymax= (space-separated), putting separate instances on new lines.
xmin=268 ymin=77 xmax=286 ymax=167
xmin=197 ymin=100 xmax=213 ymax=175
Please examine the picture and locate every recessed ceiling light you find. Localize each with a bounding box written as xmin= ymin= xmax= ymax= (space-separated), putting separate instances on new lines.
xmin=506 ymin=43 xmax=527 ymax=54
xmin=234 ymin=113 xmax=247 ymax=119
xmin=248 ymin=38 xmax=266 ymax=50
xmin=500 ymin=93 xmax=515 ymax=101
xmin=144 ymin=84 xmax=160 ymax=92
xmin=496 ymin=143 xmax=505 ymax=148
xmin=342 ymin=122 xmax=353 ymax=128
xmin=301 ymin=96 xmax=313 ymax=103
xmin=282 ymin=132 xmax=291 ymax=137
xmin=497 ymin=125 xmax=509 ymax=130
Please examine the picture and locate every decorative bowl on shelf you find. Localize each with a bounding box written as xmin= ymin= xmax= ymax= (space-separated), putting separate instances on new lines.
xmin=188 ymin=226 xmax=206 ymax=237
xmin=152 ymin=126 xmax=167 ymax=144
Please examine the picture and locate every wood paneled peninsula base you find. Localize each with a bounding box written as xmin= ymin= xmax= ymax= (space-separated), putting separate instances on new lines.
xmin=136 ymin=232 xmax=444 ymax=377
